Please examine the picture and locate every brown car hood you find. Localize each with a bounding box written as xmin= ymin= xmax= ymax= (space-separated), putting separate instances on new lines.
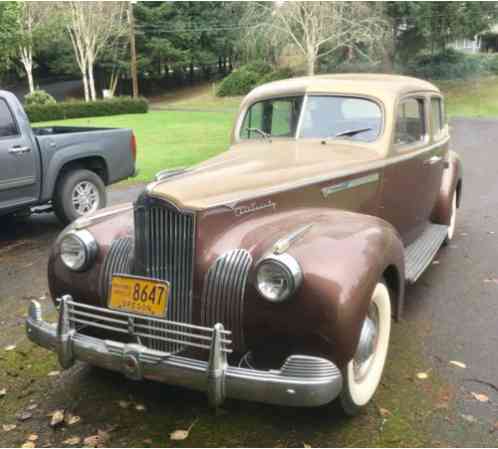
xmin=147 ymin=140 xmax=382 ymax=210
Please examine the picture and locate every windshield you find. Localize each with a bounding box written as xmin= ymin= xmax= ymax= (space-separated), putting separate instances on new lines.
xmin=300 ymin=96 xmax=382 ymax=141
xmin=240 ymin=96 xmax=303 ymax=140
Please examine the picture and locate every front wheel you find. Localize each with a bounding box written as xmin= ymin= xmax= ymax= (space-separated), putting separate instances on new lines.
xmin=53 ymin=169 xmax=107 ymax=224
xmin=339 ymin=281 xmax=392 ymax=416
xmin=445 ymin=191 xmax=457 ymax=244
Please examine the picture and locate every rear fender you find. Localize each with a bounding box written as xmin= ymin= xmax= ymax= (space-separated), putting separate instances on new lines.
xmin=432 ymin=150 xmax=463 ymax=225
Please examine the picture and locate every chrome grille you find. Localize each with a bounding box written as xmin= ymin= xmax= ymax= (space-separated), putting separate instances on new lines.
xmin=134 ymin=198 xmax=195 ymax=353
xmin=100 ymin=237 xmax=133 ymax=300
xmin=201 ymin=249 xmax=252 ymax=351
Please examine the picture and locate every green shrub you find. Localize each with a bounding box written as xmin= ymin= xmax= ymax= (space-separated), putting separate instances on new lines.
xmin=244 ymin=61 xmax=272 ymax=76
xmin=216 ymin=67 xmax=261 ymax=97
xmin=25 ymin=89 xmax=56 ymax=106
xmin=258 ymin=67 xmax=295 ymax=85
xmin=26 ymin=97 xmax=149 ymax=123
xmin=404 ymin=49 xmax=484 ymax=80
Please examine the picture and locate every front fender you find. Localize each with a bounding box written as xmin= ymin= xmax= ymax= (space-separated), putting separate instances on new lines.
xmin=431 ymin=150 xmax=463 ymax=225
xmin=201 ymin=208 xmax=405 ymax=368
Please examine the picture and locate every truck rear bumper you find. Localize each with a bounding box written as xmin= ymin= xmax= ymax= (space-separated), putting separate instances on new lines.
xmin=26 ymin=298 xmax=342 ymax=408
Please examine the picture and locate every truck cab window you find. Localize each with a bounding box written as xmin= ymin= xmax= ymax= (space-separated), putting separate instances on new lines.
xmin=0 ymin=99 xmax=18 ymax=137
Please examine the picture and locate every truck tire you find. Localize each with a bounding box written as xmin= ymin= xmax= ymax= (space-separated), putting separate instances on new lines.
xmin=53 ymin=169 xmax=107 ymax=224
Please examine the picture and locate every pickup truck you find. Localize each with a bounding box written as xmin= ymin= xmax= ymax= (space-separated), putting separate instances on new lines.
xmin=0 ymin=90 xmax=137 ymax=224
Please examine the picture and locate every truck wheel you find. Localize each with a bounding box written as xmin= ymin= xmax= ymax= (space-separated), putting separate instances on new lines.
xmin=339 ymin=281 xmax=391 ymax=416
xmin=54 ymin=169 xmax=107 ymax=224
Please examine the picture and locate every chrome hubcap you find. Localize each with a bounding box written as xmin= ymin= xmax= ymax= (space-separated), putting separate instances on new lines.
xmin=72 ymin=181 xmax=99 ymax=215
xmin=353 ymin=303 xmax=379 ymax=382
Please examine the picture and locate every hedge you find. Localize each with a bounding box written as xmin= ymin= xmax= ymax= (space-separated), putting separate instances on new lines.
xmin=26 ymin=97 xmax=149 ymax=123
xmin=216 ymin=67 xmax=261 ymax=97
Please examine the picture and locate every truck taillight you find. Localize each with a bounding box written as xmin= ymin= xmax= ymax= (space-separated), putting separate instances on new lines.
xmin=131 ymin=133 xmax=137 ymax=162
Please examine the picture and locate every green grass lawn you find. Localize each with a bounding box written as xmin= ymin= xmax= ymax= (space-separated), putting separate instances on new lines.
xmin=38 ymin=110 xmax=236 ymax=184
xmin=437 ymin=76 xmax=498 ymax=117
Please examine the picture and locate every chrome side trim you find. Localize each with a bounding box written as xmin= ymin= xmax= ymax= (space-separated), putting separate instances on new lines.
xmin=321 ymin=172 xmax=380 ymax=198
xmin=201 ymin=249 xmax=253 ymax=350
xmin=26 ymin=299 xmax=343 ymax=408
xmin=73 ymin=204 xmax=133 ymax=230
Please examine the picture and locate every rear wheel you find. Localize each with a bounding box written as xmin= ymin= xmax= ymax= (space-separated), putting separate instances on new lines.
xmin=339 ymin=281 xmax=391 ymax=416
xmin=53 ymin=169 xmax=106 ymax=224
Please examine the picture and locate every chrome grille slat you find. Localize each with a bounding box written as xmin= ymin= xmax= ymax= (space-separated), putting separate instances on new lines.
xmin=201 ymin=249 xmax=252 ymax=350
xmin=66 ymin=299 xmax=232 ymax=353
xmin=134 ymin=200 xmax=195 ymax=353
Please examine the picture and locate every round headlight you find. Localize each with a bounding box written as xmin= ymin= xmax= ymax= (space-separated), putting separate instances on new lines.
xmin=255 ymin=253 xmax=302 ymax=303
xmin=60 ymin=230 xmax=98 ymax=271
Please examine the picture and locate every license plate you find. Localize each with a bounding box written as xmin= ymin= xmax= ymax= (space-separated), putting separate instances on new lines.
xmin=108 ymin=275 xmax=170 ymax=317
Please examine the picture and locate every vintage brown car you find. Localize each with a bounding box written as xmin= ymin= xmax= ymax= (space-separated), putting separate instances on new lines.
xmin=27 ymin=74 xmax=462 ymax=415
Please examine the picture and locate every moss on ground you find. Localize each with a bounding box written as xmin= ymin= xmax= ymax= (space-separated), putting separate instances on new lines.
xmin=0 ymin=320 xmax=454 ymax=448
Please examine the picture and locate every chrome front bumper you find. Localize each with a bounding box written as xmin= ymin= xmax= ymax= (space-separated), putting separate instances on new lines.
xmin=26 ymin=297 xmax=343 ymax=408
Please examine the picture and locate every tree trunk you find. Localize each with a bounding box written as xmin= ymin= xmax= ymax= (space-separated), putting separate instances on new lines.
xmin=20 ymin=46 xmax=35 ymax=94
xmin=306 ymin=55 xmax=315 ymax=76
xmin=82 ymin=71 xmax=90 ymax=102
xmin=88 ymin=56 xmax=97 ymax=101
xmin=27 ymin=69 xmax=34 ymax=94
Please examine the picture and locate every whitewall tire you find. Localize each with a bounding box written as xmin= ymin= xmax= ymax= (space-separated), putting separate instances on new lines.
xmin=339 ymin=281 xmax=391 ymax=416
xmin=445 ymin=192 xmax=457 ymax=243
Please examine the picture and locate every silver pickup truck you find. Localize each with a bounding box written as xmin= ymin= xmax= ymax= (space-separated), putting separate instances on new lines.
xmin=0 ymin=90 xmax=137 ymax=223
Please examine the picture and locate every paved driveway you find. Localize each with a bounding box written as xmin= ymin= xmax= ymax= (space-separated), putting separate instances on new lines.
xmin=0 ymin=120 xmax=497 ymax=447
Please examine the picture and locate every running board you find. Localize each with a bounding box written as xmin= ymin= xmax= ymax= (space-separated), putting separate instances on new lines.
xmin=404 ymin=224 xmax=448 ymax=283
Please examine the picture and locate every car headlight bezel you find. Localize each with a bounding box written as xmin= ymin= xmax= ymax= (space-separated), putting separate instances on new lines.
xmin=60 ymin=229 xmax=98 ymax=272
xmin=255 ymin=253 xmax=303 ymax=303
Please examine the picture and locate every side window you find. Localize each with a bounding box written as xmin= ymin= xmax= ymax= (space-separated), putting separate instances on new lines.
xmin=394 ymin=98 xmax=426 ymax=146
xmin=431 ymin=97 xmax=445 ymax=139
xmin=0 ymin=99 xmax=18 ymax=138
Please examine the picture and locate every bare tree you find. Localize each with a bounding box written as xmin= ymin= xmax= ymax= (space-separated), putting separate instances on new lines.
xmin=65 ymin=2 xmax=126 ymax=101
xmin=16 ymin=2 xmax=52 ymax=93
xmin=242 ymin=2 xmax=388 ymax=76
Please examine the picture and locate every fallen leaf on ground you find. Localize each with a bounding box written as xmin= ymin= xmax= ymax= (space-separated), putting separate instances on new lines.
xmin=416 ymin=371 xmax=429 ymax=380
xmin=26 ymin=403 xmax=38 ymax=411
xmin=47 ymin=371 xmax=60 ymax=377
xmin=135 ymin=404 xmax=146 ymax=411
xmin=27 ymin=434 xmax=39 ymax=442
xmin=4 ymin=345 xmax=16 ymax=351
xmin=49 ymin=409 xmax=65 ymax=427
xmin=2 ymin=424 xmax=16 ymax=432
xmin=21 ymin=442 xmax=35 ymax=448
xmin=303 ymin=444 xmax=312 ymax=448
xmin=483 ymin=278 xmax=498 ymax=284
xmin=143 ymin=439 xmax=152 ymax=445
xmin=461 ymin=414 xmax=476 ymax=423
xmin=432 ymin=260 xmax=440 ymax=265
xmin=63 ymin=437 xmax=81 ymax=446
xmin=379 ymin=407 xmax=391 ymax=417
xmin=17 ymin=412 xmax=33 ymax=422
xmin=471 ymin=392 xmax=489 ymax=402
xmin=117 ymin=400 xmax=130 ymax=409
xmin=83 ymin=430 xmax=109 ymax=448
xmin=0 ymin=388 xmax=6 ymax=397
xmin=169 ymin=419 xmax=198 ymax=441
xmin=65 ymin=414 xmax=81 ymax=426
xmin=449 ymin=360 xmax=466 ymax=369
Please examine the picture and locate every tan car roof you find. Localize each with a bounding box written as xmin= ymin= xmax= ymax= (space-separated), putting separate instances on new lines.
xmin=242 ymin=74 xmax=440 ymax=106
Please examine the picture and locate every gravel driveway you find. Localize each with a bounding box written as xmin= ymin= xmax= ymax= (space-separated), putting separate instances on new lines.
xmin=0 ymin=119 xmax=497 ymax=447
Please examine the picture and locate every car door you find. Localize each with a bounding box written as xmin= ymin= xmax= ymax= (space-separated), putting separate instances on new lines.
xmin=0 ymin=97 xmax=39 ymax=212
xmin=381 ymin=95 xmax=430 ymax=245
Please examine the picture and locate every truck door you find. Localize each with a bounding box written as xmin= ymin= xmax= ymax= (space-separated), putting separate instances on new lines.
xmin=0 ymin=96 xmax=39 ymax=212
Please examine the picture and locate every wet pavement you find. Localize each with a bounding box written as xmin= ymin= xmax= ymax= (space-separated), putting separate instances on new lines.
xmin=0 ymin=120 xmax=497 ymax=447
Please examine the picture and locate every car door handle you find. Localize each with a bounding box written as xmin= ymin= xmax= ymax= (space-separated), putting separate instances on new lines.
xmin=423 ymin=156 xmax=442 ymax=165
xmin=8 ymin=146 xmax=31 ymax=155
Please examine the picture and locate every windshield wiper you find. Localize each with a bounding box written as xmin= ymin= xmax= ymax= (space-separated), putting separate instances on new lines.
xmin=248 ymin=127 xmax=271 ymax=141
xmin=333 ymin=127 xmax=373 ymax=138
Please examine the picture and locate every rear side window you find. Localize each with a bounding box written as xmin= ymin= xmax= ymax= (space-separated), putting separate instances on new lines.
xmin=0 ymin=99 xmax=18 ymax=138
xmin=394 ymin=98 xmax=426 ymax=146
xmin=431 ymin=97 xmax=445 ymax=139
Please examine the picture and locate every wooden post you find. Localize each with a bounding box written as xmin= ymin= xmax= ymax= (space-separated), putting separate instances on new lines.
xmin=128 ymin=1 xmax=139 ymax=98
